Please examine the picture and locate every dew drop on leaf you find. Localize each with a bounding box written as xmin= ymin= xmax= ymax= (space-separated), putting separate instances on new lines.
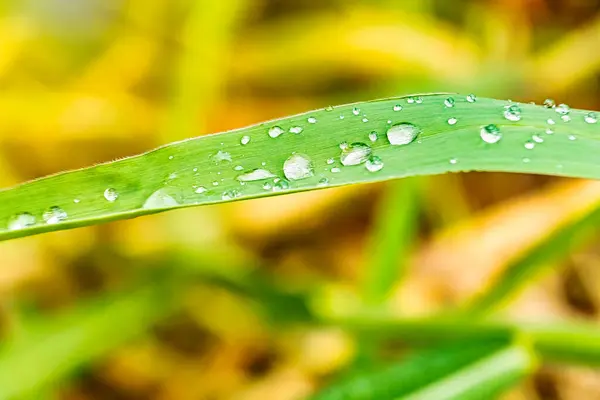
xmin=143 ymin=189 xmax=179 ymax=209
xmin=308 ymin=116 xmax=317 ymax=124
xmin=524 ymin=141 xmax=535 ymax=150
xmin=365 ymin=156 xmax=384 ymax=172
xmin=447 ymin=117 xmax=458 ymax=125
xmin=237 ymin=168 xmax=277 ymax=182
xmin=393 ymin=104 xmax=403 ymax=111
xmin=480 ymin=124 xmax=502 ymax=144
xmin=268 ymin=126 xmax=285 ymax=138
xmin=585 ymin=112 xmax=598 ymax=124
xmin=104 ymin=188 xmax=118 ymax=202
xmin=195 ymin=186 xmax=207 ymax=194
xmin=444 ymin=97 xmax=455 ymax=108
xmin=340 ymin=142 xmax=372 ymax=166
xmin=8 ymin=213 xmax=36 ymax=230
xmin=543 ymin=99 xmax=555 ymax=108
xmin=240 ymin=135 xmax=251 ymax=145
xmin=283 ymin=154 xmax=314 ymax=180
xmin=466 ymin=94 xmax=477 ymax=103
xmin=43 ymin=206 xmax=68 ymax=224
xmin=289 ymin=126 xmax=303 ymax=134
xmin=369 ymin=131 xmax=378 ymax=142
xmin=386 ymin=123 xmax=420 ymax=146
xmin=504 ymin=104 xmax=522 ymax=122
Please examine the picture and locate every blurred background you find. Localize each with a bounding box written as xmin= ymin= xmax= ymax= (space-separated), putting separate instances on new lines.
xmin=1 ymin=0 xmax=600 ymax=399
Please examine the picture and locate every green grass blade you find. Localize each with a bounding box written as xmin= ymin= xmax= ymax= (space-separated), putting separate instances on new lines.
xmin=1 ymin=94 xmax=598 ymax=241
xmin=0 ymin=280 xmax=179 ymax=400
xmin=310 ymin=339 xmax=534 ymax=400
xmin=362 ymin=178 xmax=420 ymax=304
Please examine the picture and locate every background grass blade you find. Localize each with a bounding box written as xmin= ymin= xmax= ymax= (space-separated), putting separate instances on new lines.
xmin=1 ymin=94 xmax=599 ymax=242
xmin=310 ymin=339 xmax=535 ymax=400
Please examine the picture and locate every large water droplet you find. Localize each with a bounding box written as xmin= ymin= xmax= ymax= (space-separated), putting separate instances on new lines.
xmin=104 ymin=188 xmax=118 ymax=202
xmin=365 ymin=156 xmax=384 ymax=172
xmin=504 ymin=104 xmax=522 ymax=122
xmin=585 ymin=112 xmax=598 ymax=124
xmin=8 ymin=213 xmax=36 ymax=230
xmin=289 ymin=126 xmax=303 ymax=134
xmin=283 ymin=154 xmax=314 ymax=180
xmin=340 ymin=142 xmax=372 ymax=166
xmin=237 ymin=168 xmax=277 ymax=182
xmin=240 ymin=135 xmax=251 ymax=145
xmin=43 ymin=206 xmax=68 ymax=224
xmin=555 ymin=104 xmax=570 ymax=115
xmin=543 ymin=99 xmax=555 ymax=108
xmin=386 ymin=123 xmax=420 ymax=146
xmin=268 ymin=126 xmax=285 ymax=138
xmin=480 ymin=124 xmax=502 ymax=144
xmin=143 ymin=189 xmax=179 ymax=209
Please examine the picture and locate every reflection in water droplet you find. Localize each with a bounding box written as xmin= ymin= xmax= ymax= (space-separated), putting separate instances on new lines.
xmin=308 ymin=117 xmax=317 ymax=124
xmin=480 ymin=124 xmax=502 ymax=144
xmin=444 ymin=97 xmax=455 ymax=108
xmin=393 ymin=104 xmax=403 ymax=111
xmin=283 ymin=154 xmax=314 ymax=180
xmin=504 ymin=104 xmax=522 ymax=122
xmin=532 ymin=134 xmax=544 ymax=143
xmin=104 ymin=188 xmax=118 ymax=202
xmin=8 ymin=213 xmax=36 ymax=230
xmin=241 ymin=135 xmax=251 ymax=145
xmin=365 ymin=156 xmax=384 ymax=172
xmin=143 ymin=189 xmax=179 ymax=209
xmin=585 ymin=112 xmax=598 ymax=124
xmin=340 ymin=142 xmax=372 ymax=166
xmin=369 ymin=131 xmax=378 ymax=142
xmin=524 ymin=141 xmax=535 ymax=150
xmin=268 ymin=126 xmax=285 ymax=138
xmin=543 ymin=99 xmax=555 ymax=108
xmin=447 ymin=117 xmax=458 ymax=125
xmin=222 ymin=190 xmax=241 ymax=200
xmin=289 ymin=126 xmax=303 ymax=134
xmin=43 ymin=206 xmax=68 ymax=224
xmin=386 ymin=123 xmax=420 ymax=146
xmin=195 ymin=186 xmax=207 ymax=194
xmin=466 ymin=94 xmax=477 ymax=103
xmin=237 ymin=168 xmax=277 ymax=182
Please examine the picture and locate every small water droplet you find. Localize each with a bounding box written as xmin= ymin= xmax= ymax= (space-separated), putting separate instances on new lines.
xmin=352 ymin=107 xmax=360 ymax=116
xmin=444 ymin=97 xmax=455 ymax=108
xmin=8 ymin=212 xmax=36 ymax=230
xmin=233 ymin=165 xmax=244 ymax=172
xmin=325 ymin=106 xmax=334 ymax=112
xmin=362 ymin=117 xmax=369 ymax=123
xmin=585 ymin=112 xmax=598 ymax=124
xmin=415 ymin=96 xmax=423 ymax=104
xmin=273 ymin=179 xmax=290 ymax=191
xmin=326 ymin=158 xmax=335 ymax=165
xmin=386 ymin=123 xmax=420 ymax=146
xmin=568 ymin=135 xmax=577 ymax=141
xmin=523 ymin=157 xmax=531 ymax=163
xmin=524 ymin=141 xmax=535 ymax=149
xmin=393 ymin=104 xmax=403 ymax=111
xmin=556 ymin=164 xmax=564 ymax=169
xmin=543 ymin=99 xmax=555 ymax=108
xmin=222 ymin=189 xmax=241 ymax=200
xmin=268 ymin=126 xmax=285 ymax=138
xmin=104 ymin=188 xmax=118 ymax=202
xmin=532 ymin=134 xmax=544 ymax=143
xmin=308 ymin=116 xmax=317 ymax=124
xmin=449 ymin=158 xmax=458 ymax=164
xmin=466 ymin=94 xmax=477 ymax=103
xmin=168 ymin=155 xmax=174 ymax=160
xmin=339 ymin=115 xmax=345 ymax=120
xmin=555 ymin=104 xmax=570 ymax=115
xmin=241 ymin=135 xmax=251 ymax=145
xmin=339 ymin=142 xmax=349 ymax=150
xmin=546 ymin=128 xmax=554 ymax=135
xmin=318 ymin=177 xmax=329 ymax=186
xmin=547 ymin=118 xmax=556 ymax=125
xmin=331 ymin=167 xmax=341 ymax=173
xmin=283 ymin=154 xmax=314 ymax=180
xmin=504 ymin=104 xmax=522 ymax=122
xmin=340 ymin=142 xmax=372 ymax=166
xmin=369 ymin=131 xmax=378 ymax=142
xmin=365 ymin=156 xmax=384 ymax=172
xmin=168 ymin=172 xmax=177 ymax=180
xmin=289 ymin=126 xmax=303 ymax=134
xmin=561 ymin=115 xmax=571 ymax=122
xmin=212 ymin=181 xmax=219 ymax=186
xmin=480 ymin=124 xmax=502 ymax=144
xmin=447 ymin=117 xmax=458 ymax=125
xmin=262 ymin=182 xmax=272 ymax=190
xmin=193 ymin=167 xmax=198 ymax=172
xmin=195 ymin=186 xmax=207 ymax=194
xmin=143 ymin=189 xmax=179 ymax=209
xmin=212 ymin=150 xmax=232 ymax=163
xmin=237 ymin=168 xmax=277 ymax=182
xmin=73 ymin=198 xmax=80 ymax=204
xmin=43 ymin=206 xmax=68 ymax=224
xmin=406 ymin=97 xmax=415 ymax=104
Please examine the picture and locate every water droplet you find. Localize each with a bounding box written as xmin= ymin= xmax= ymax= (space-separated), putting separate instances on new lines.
xmin=568 ymin=135 xmax=577 ymax=141
xmin=241 ymin=135 xmax=251 ymax=145
xmin=524 ymin=141 xmax=535 ymax=150
xmin=466 ymin=94 xmax=477 ymax=103
xmin=339 ymin=142 xmax=349 ymax=150
xmin=444 ymin=97 xmax=455 ymax=108
xmin=273 ymin=179 xmax=290 ymax=191
xmin=237 ymin=168 xmax=277 ymax=182
xmin=222 ymin=190 xmax=241 ymax=200
xmin=480 ymin=124 xmax=502 ymax=144
xmin=547 ymin=118 xmax=556 ymax=125
xmin=365 ymin=156 xmax=384 ymax=172
xmin=532 ymin=134 xmax=544 ymax=143
xmin=561 ymin=115 xmax=571 ymax=123
xmin=43 ymin=206 xmax=68 ymax=224
xmin=195 ymin=186 xmax=207 ymax=194
xmin=308 ymin=117 xmax=317 ymax=124
xmin=193 ymin=167 xmax=199 ymax=172
xmin=212 ymin=181 xmax=219 ymax=186
xmin=362 ymin=117 xmax=369 ymax=123
xmin=168 ymin=155 xmax=174 ymax=160
xmin=369 ymin=131 xmax=378 ymax=142
xmin=386 ymin=123 xmax=420 ymax=146
xmin=555 ymin=104 xmax=570 ymax=115
xmin=283 ymin=154 xmax=314 ymax=180
xmin=73 ymin=198 xmax=80 ymax=204
xmin=352 ymin=107 xmax=360 ymax=116
xmin=543 ymin=99 xmax=555 ymax=108
xmin=523 ymin=157 xmax=531 ymax=163
xmin=331 ymin=167 xmax=341 ymax=173
xmin=406 ymin=97 xmax=415 ymax=104
xmin=104 ymin=188 xmax=118 ymax=202
xmin=504 ymin=104 xmax=522 ymax=122
xmin=289 ymin=126 xmax=303 ymax=134
xmin=212 ymin=150 xmax=232 ymax=163
xmin=262 ymin=182 xmax=272 ymax=190
xmin=415 ymin=96 xmax=423 ymax=104
xmin=325 ymin=106 xmax=334 ymax=112
xmin=168 ymin=172 xmax=177 ymax=180
xmin=449 ymin=158 xmax=458 ymax=164
xmin=318 ymin=177 xmax=329 ymax=186
xmin=447 ymin=117 xmax=458 ymax=125
xmin=585 ymin=112 xmax=598 ymax=124
xmin=326 ymin=158 xmax=335 ymax=165
xmin=339 ymin=115 xmax=345 ymax=120
xmin=393 ymin=104 xmax=403 ymax=111
xmin=268 ymin=126 xmax=285 ymax=138
xmin=8 ymin=213 xmax=36 ymax=230
xmin=143 ymin=189 xmax=179 ymax=209
xmin=546 ymin=128 xmax=554 ymax=135
xmin=340 ymin=142 xmax=372 ymax=166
